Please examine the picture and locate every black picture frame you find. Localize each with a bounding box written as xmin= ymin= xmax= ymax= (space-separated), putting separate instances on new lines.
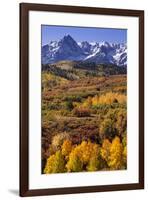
xmin=20 ymin=3 xmax=144 ymax=197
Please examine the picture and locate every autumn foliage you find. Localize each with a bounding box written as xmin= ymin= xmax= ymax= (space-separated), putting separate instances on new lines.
xmin=42 ymin=72 xmax=127 ymax=173
xmin=44 ymin=136 xmax=126 ymax=174
xmin=91 ymin=92 xmax=126 ymax=105
xmin=44 ymin=150 xmax=66 ymax=173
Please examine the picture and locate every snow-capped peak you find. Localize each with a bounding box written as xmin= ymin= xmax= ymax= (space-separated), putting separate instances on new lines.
xmin=42 ymin=34 xmax=127 ymax=67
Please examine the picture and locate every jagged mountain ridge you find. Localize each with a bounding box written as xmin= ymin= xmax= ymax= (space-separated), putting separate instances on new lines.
xmin=42 ymin=34 xmax=127 ymax=67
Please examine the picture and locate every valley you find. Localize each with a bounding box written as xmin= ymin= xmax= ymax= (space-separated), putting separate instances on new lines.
xmin=42 ymin=61 xmax=127 ymax=173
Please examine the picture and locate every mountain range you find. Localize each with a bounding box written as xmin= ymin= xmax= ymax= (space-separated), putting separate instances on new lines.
xmin=42 ymin=34 xmax=127 ymax=67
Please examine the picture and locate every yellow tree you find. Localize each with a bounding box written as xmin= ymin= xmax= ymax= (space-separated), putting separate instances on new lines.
xmin=101 ymin=139 xmax=111 ymax=163
xmin=122 ymin=134 xmax=127 ymax=169
xmin=44 ymin=154 xmax=55 ymax=174
xmin=79 ymin=141 xmax=92 ymax=164
xmin=91 ymin=92 xmax=126 ymax=106
xmin=108 ymin=136 xmax=123 ymax=170
xmin=78 ymin=141 xmax=99 ymax=165
xmin=66 ymin=147 xmax=83 ymax=172
xmin=87 ymin=144 xmax=100 ymax=172
xmin=66 ymin=141 xmax=100 ymax=172
xmin=44 ymin=150 xmax=66 ymax=174
xmin=61 ymin=139 xmax=73 ymax=159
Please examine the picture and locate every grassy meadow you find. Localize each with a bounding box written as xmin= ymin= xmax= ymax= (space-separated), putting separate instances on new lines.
xmin=41 ymin=61 xmax=127 ymax=174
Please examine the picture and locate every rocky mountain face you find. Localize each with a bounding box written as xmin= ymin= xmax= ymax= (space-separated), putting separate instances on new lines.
xmin=42 ymin=34 xmax=127 ymax=67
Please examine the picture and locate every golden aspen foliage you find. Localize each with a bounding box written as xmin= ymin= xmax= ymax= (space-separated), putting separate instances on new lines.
xmin=80 ymin=141 xmax=99 ymax=164
xmin=83 ymin=96 xmax=93 ymax=108
xmin=44 ymin=150 xmax=66 ymax=174
xmin=101 ymin=139 xmax=111 ymax=163
xmin=78 ymin=141 xmax=90 ymax=164
xmin=42 ymin=72 xmax=69 ymax=87
xmin=108 ymin=136 xmax=123 ymax=170
xmin=91 ymin=95 xmax=100 ymax=106
xmin=44 ymin=154 xmax=55 ymax=174
xmin=66 ymin=147 xmax=83 ymax=172
xmin=66 ymin=141 xmax=100 ymax=172
xmin=53 ymin=151 xmax=66 ymax=173
xmin=91 ymin=92 xmax=126 ymax=106
xmin=61 ymin=139 xmax=73 ymax=158
xmin=87 ymin=156 xmax=99 ymax=171
xmin=87 ymin=146 xmax=100 ymax=172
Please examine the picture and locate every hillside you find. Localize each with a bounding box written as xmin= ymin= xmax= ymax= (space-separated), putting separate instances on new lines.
xmin=42 ymin=60 xmax=127 ymax=80
xmin=42 ymin=70 xmax=127 ymax=173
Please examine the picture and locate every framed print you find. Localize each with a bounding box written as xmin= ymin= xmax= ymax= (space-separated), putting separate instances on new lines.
xmin=20 ymin=3 xmax=144 ymax=197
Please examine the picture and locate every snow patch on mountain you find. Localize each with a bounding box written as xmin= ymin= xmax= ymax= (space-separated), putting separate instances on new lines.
xmin=42 ymin=35 xmax=127 ymax=67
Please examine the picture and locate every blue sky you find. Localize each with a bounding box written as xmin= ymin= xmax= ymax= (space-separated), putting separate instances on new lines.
xmin=41 ymin=25 xmax=127 ymax=46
